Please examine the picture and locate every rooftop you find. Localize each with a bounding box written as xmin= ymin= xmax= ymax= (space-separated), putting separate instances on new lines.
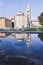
xmin=16 ymin=11 xmax=24 ymax=16
xmin=0 ymin=17 xmax=11 ymax=21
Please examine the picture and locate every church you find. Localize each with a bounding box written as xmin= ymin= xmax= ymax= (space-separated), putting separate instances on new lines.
xmin=10 ymin=5 xmax=31 ymax=29
xmin=10 ymin=4 xmax=41 ymax=29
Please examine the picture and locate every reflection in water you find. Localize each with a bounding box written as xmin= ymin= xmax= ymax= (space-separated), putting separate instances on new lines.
xmin=0 ymin=33 xmax=11 ymax=37
xmin=0 ymin=34 xmax=43 ymax=65
xmin=10 ymin=33 xmax=30 ymax=46
xmin=38 ymin=34 xmax=43 ymax=41
xmin=0 ymin=33 xmax=30 ymax=47
xmin=0 ymin=33 xmax=30 ymax=46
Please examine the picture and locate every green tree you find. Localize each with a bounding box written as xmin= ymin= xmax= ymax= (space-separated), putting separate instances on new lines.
xmin=38 ymin=34 xmax=43 ymax=41
xmin=38 ymin=12 xmax=43 ymax=25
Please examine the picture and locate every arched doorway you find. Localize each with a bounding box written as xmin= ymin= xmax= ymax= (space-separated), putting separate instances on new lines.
xmin=12 ymin=22 xmax=14 ymax=28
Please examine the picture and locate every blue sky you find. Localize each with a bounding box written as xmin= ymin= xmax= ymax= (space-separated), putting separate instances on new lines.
xmin=0 ymin=0 xmax=43 ymax=20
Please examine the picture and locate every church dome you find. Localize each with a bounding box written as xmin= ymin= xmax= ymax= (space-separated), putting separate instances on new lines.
xmin=16 ymin=11 xmax=24 ymax=16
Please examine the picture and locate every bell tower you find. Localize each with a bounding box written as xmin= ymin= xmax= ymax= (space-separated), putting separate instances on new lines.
xmin=26 ymin=4 xmax=31 ymax=28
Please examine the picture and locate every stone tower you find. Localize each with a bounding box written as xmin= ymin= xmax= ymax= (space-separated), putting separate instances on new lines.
xmin=26 ymin=4 xmax=31 ymax=28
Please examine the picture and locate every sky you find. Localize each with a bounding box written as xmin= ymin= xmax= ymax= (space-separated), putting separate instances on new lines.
xmin=0 ymin=0 xmax=43 ymax=20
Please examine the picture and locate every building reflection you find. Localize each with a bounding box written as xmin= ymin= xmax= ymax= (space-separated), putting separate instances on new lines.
xmin=0 ymin=33 xmax=11 ymax=37
xmin=10 ymin=33 xmax=30 ymax=46
xmin=38 ymin=34 xmax=43 ymax=41
xmin=0 ymin=33 xmax=30 ymax=46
